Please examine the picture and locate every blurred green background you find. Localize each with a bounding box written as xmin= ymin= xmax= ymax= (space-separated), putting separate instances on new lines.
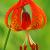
xmin=0 ymin=0 xmax=50 ymax=50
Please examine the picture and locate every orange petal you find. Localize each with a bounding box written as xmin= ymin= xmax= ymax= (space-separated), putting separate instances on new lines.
xmin=28 ymin=0 xmax=47 ymax=29
xmin=11 ymin=8 xmax=22 ymax=31
xmin=5 ymin=6 xmax=14 ymax=27
xmin=5 ymin=1 xmax=22 ymax=28
xmin=5 ymin=0 xmax=28 ymax=29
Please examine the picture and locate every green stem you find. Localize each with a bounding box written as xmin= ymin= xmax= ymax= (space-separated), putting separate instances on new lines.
xmin=4 ymin=29 xmax=11 ymax=50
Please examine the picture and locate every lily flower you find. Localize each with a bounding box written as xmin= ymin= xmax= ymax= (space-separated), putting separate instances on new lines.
xmin=4 ymin=0 xmax=47 ymax=50
xmin=5 ymin=0 xmax=47 ymax=31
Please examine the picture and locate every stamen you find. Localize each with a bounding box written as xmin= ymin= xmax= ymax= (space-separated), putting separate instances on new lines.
xmin=20 ymin=45 xmax=22 ymax=50
xmin=36 ymin=44 xmax=38 ymax=50
xmin=24 ymin=44 xmax=27 ymax=50
xmin=28 ymin=35 xmax=36 ymax=50
xmin=31 ymin=44 xmax=35 ymax=50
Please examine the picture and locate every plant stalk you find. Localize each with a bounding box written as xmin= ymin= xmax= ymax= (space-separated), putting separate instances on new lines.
xmin=4 ymin=29 xmax=11 ymax=50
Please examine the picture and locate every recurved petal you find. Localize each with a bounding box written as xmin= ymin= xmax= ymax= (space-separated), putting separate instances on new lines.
xmin=5 ymin=6 xmax=14 ymax=28
xmin=5 ymin=1 xmax=22 ymax=28
xmin=5 ymin=0 xmax=28 ymax=29
xmin=28 ymin=0 xmax=47 ymax=29
xmin=11 ymin=8 xmax=22 ymax=31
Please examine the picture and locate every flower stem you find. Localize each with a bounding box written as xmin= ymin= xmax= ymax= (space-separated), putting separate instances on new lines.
xmin=3 ymin=29 xmax=11 ymax=50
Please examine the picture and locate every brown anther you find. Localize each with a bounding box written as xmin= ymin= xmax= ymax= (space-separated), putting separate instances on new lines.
xmin=24 ymin=44 xmax=27 ymax=50
xmin=30 ymin=44 xmax=35 ymax=50
xmin=20 ymin=45 xmax=22 ymax=50
xmin=36 ymin=44 xmax=38 ymax=50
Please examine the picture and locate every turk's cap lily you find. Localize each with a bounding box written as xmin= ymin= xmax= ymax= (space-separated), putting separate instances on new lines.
xmin=5 ymin=0 xmax=47 ymax=31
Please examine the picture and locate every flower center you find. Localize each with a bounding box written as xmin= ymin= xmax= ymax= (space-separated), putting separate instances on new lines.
xmin=21 ymin=8 xmax=31 ymax=30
